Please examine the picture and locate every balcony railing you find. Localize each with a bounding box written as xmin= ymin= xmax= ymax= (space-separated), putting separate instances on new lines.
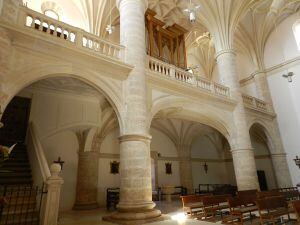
xmin=147 ymin=56 xmax=230 ymax=98
xmin=17 ymin=6 xmax=124 ymax=61
xmin=242 ymin=94 xmax=269 ymax=112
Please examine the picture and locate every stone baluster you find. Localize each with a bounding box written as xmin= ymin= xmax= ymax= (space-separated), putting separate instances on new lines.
xmin=42 ymin=163 xmax=64 ymax=225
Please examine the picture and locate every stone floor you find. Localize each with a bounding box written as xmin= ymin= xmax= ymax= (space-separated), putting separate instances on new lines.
xmin=58 ymin=200 xmax=297 ymax=225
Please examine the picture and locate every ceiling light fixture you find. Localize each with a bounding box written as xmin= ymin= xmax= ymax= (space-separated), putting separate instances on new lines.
xmin=106 ymin=0 xmax=115 ymax=35
xmin=183 ymin=0 xmax=201 ymax=23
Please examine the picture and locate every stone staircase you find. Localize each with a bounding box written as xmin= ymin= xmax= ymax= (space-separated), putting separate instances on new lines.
xmin=0 ymin=142 xmax=40 ymax=225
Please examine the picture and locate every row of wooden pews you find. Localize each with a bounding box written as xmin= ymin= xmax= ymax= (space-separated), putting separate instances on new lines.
xmin=180 ymin=187 xmax=300 ymax=225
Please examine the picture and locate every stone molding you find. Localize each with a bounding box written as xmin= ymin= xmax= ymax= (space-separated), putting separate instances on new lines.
xmin=118 ymin=134 xmax=152 ymax=143
xmin=215 ymin=49 xmax=236 ymax=60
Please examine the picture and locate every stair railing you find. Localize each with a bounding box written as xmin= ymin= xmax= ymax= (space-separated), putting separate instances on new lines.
xmin=27 ymin=122 xmax=51 ymax=185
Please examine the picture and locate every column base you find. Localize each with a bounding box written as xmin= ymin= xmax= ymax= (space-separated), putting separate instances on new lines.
xmin=103 ymin=208 xmax=163 ymax=225
xmin=73 ymin=201 xmax=99 ymax=210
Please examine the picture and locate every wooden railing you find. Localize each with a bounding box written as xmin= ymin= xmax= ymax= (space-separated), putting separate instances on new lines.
xmin=242 ymin=94 xmax=269 ymax=111
xmin=147 ymin=56 xmax=230 ymax=98
xmin=17 ymin=6 xmax=124 ymax=61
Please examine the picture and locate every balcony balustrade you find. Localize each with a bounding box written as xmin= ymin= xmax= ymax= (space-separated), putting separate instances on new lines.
xmin=242 ymin=94 xmax=269 ymax=112
xmin=17 ymin=6 xmax=124 ymax=62
xmin=147 ymin=56 xmax=230 ymax=98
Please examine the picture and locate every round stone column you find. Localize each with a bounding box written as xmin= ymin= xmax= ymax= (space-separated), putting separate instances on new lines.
xmin=253 ymin=71 xmax=274 ymax=109
xmin=104 ymin=0 xmax=161 ymax=223
xmin=178 ymin=146 xmax=193 ymax=194
xmin=253 ymin=71 xmax=293 ymax=187
xmin=216 ymin=50 xmax=259 ymax=190
xmin=73 ymin=151 xmax=99 ymax=210
xmin=271 ymin=153 xmax=292 ymax=188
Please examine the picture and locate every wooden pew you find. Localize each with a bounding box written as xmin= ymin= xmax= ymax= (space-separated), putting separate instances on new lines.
xmin=256 ymin=196 xmax=290 ymax=225
xmin=237 ymin=190 xmax=257 ymax=206
xmin=292 ymin=200 xmax=300 ymax=223
xmin=256 ymin=190 xmax=282 ymax=199
xmin=225 ymin=196 xmax=258 ymax=225
xmin=180 ymin=194 xmax=212 ymax=215
xmin=202 ymin=194 xmax=231 ymax=220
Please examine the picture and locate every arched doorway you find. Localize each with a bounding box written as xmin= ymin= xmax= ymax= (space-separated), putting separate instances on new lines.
xmin=0 ymin=76 xmax=121 ymax=218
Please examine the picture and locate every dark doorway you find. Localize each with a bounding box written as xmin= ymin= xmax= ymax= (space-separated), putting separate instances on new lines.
xmin=0 ymin=96 xmax=31 ymax=145
xmin=257 ymin=170 xmax=268 ymax=191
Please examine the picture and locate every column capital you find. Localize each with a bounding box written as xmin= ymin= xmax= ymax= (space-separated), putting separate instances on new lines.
xmin=230 ymin=148 xmax=254 ymax=154
xmin=116 ymin=0 xmax=148 ymax=11
xmin=118 ymin=133 xmax=152 ymax=143
xmin=215 ymin=49 xmax=236 ymax=60
xmin=270 ymin=152 xmax=287 ymax=157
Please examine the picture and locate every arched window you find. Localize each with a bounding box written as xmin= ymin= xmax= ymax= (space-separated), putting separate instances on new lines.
xmin=293 ymin=20 xmax=300 ymax=50
xmin=44 ymin=9 xmax=59 ymax=20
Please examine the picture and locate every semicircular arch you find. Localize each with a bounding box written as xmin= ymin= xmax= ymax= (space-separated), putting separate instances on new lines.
xmin=3 ymin=63 xmax=124 ymax=132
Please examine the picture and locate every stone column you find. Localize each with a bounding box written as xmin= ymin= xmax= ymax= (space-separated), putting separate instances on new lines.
xmin=253 ymin=71 xmax=274 ymax=109
xmin=216 ymin=50 xmax=259 ymax=190
xmin=73 ymin=151 xmax=99 ymax=210
xmin=42 ymin=164 xmax=64 ymax=225
xmin=254 ymin=71 xmax=293 ymax=187
xmin=178 ymin=145 xmax=193 ymax=194
xmin=271 ymin=153 xmax=292 ymax=188
xmin=105 ymin=0 xmax=161 ymax=223
xmin=73 ymin=130 xmax=99 ymax=210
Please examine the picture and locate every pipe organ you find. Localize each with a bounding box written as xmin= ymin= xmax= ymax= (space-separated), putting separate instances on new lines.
xmin=145 ymin=9 xmax=188 ymax=69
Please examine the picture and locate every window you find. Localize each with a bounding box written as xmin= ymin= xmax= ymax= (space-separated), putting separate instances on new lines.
xmin=44 ymin=10 xmax=59 ymax=20
xmin=293 ymin=20 xmax=300 ymax=50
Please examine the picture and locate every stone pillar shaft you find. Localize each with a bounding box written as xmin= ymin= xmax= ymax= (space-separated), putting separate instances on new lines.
xmin=253 ymin=71 xmax=274 ymax=108
xmin=271 ymin=153 xmax=292 ymax=188
xmin=178 ymin=146 xmax=193 ymax=194
xmin=254 ymin=72 xmax=292 ymax=187
xmin=216 ymin=50 xmax=259 ymax=190
xmin=105 ymin=0 xmax=161 ymax=223
xmin=73 ymin=151 xmax=98 ymax=210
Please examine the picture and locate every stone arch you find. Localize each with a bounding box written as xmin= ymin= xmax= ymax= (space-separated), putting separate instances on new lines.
xmin=149 ymin=96 xmax=234 ymax=148
xmin=2 ymin=63 xmax=124 ymax=132
xmin=248 ymin=119 xmax=276 ymax=154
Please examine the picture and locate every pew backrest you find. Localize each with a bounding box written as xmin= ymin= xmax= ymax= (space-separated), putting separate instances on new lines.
xmin=292 ymin=200 xmax=300 ymax=222
xmin=256 ymin=196 xmax=287 ymax=211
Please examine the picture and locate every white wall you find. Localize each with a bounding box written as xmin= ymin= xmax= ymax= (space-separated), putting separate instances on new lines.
xmin=264 ymin=12 xmax=300 ymax=187
xmin=191 ymin=135 xmax=236 ymax=188
xmin=19 ymin=88 xmax=103 ymax=211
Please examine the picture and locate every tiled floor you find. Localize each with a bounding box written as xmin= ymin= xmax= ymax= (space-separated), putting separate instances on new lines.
xmin=58 ymin=200 xmax=297 ymax=225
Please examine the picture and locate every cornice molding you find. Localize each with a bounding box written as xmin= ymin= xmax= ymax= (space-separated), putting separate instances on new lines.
xmin=240 ymin=55 xmax=300 ymax=86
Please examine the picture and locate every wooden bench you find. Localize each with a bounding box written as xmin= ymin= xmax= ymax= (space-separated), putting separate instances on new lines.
xmin=256 ymin=196 xmax=290 ymax=225
xmin=224 ymin=196 xmax=258 ymax=225
xmin=237 ymin=190 xmax=257 ymax=206
xmin=257 ymin=190 xmax=282 ymax=199
xmin=292 ymin=200 xmax=300 ymax=223
xmin=180 ymin=194 xmax=212 ymax=215
xmin=202 ymin=194 xmax=231 ymax=220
